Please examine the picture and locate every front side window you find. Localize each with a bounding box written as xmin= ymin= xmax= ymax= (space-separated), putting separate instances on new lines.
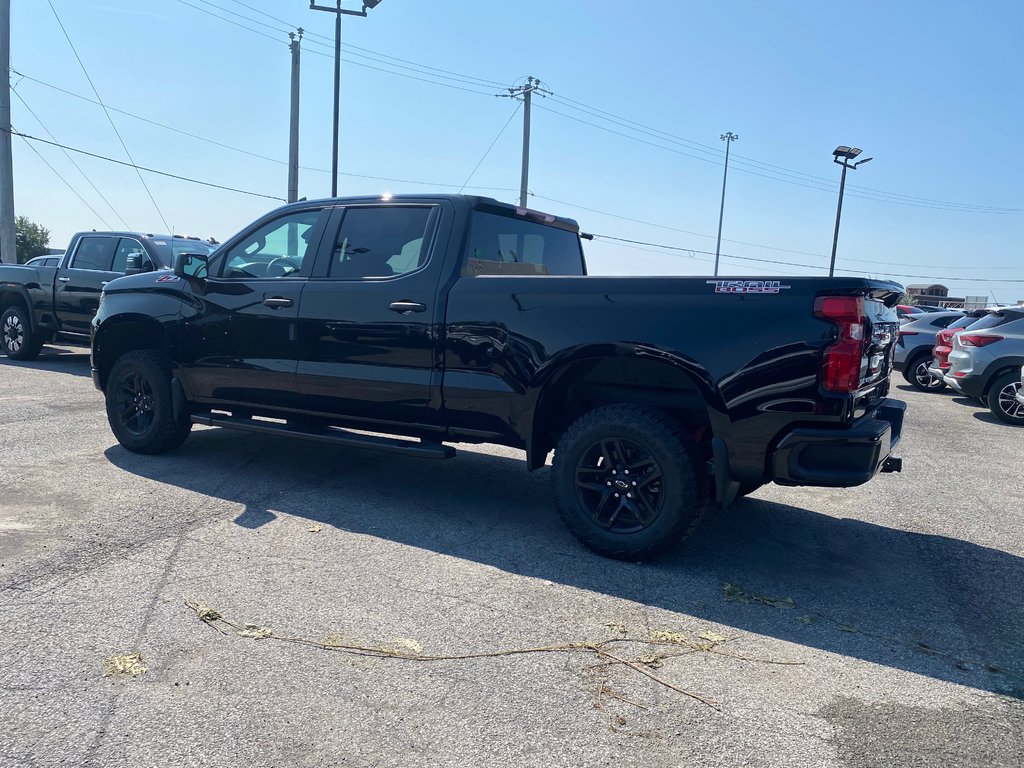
xmin=463 ymin=211 xmax=584 ymax=276
xmin=112 ymin=239 xmax=151 ymax=273
xmin=71 ymin=236 xmax=117 ymax=271
xmin=221 ymin=209 xmax=323 ymax=279
xmin=329 ymin=206 xmax=435 ymax=279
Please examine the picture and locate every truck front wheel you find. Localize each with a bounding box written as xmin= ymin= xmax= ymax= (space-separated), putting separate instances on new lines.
xmin=105 ymin=350 xmax=192 ymax=454
xmin=1 ymin=305 xmax=43 ymax=360
xmin=552 ymin=404 xmax=707 ymax=560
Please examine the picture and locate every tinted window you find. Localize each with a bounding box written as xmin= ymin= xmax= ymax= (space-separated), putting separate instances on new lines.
xmin=221 ymin=209 xmax=323 ymax=278
xmin=464 ymin=211 xmax=584 ymax=276
xmin=928 ymin=314 xmax=962 ymax=328
xmin=112 ymin=238 xmax=151 ymax=273
xmin=71 ymin=236 xmax=117 ymax=271
xmin=147 ymin=238 xmax=216 ymax=265
xmin=964 ymin=313 xmax=1012 ymax=331
xmin=329 ymin=206 xmax=434 ymax=279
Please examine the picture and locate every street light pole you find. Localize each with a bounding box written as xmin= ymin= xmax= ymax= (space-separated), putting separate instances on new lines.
xmin=713 ymin=131 xmax=738 ymax=276
xmin=309 ymin=0 xmax=383 ymax=198
xmin=829 ymin=145 xmax=872 ymax=277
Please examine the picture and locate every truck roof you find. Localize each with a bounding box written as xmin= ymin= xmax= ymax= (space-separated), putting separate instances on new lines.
xmin=284 ymin=194 xmax=582 ymax=233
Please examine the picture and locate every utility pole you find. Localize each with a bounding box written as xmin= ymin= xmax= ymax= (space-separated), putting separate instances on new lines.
xmin=287 ymin=29 xmax=303 ymax=204
xmin=0 ymin=0 xmax=15 ymax=264
xmin=310 ymin=1 xmax=384 ymax=198
xmin=504 ymin=77 xmax=546 ymax=208
xmin=713 ymin=131 xmax=738 ymax=276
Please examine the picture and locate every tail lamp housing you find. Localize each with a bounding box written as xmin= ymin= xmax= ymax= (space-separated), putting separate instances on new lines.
xmin=814 ymin=295 xmax=867 ymax=393
xmin=959 ymin=334 xmax=1003 ymax=348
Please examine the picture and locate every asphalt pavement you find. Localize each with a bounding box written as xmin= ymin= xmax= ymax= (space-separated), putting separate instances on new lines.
xmin=1 ymin=346 xmax=1022 ymax=767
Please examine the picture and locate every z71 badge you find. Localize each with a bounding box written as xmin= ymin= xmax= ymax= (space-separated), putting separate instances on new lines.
xmin=706 ymin=280 xmax=791 ymax=294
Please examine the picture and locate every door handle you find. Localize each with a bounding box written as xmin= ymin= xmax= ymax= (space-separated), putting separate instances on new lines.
xmin=262 ymin=297 xmax=294 ymax=309
xmin=389 ymin=300 xmax=426 ymax=314
xmin=58 ymin=277 xmax=70 ymax=283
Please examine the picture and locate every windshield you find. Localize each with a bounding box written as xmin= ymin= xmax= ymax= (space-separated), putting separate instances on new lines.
xmin=147 ymin=238 xmax=217 ymax=265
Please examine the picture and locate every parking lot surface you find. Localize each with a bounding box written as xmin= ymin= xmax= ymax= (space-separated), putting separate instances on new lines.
xmin=1 ymin=347 xmax=1022 ymax=767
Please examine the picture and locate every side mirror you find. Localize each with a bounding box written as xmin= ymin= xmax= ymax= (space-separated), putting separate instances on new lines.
xmin=173 ymin=252 xmax=208 ymax=280
xmin=123 ymin=253 xmax=151 ymax=276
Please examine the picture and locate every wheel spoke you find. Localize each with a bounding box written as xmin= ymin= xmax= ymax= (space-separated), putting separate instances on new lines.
xmin=591 ymin=490 xmax=623 ymax=528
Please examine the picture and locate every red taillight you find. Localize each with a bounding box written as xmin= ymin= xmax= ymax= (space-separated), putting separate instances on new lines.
xmin=939 ymin=362 xmax=950 ymax=369
xmin=960 ymin=334 xmax=1003 ymax=348
xmin=814 ymin=296 xmax=867 ymax=393
xmin=937 ymin=329 xmax=956 ymax=343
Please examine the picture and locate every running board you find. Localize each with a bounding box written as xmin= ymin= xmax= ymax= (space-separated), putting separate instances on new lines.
xmin=190 ymin=414 xmax=456 ymax=460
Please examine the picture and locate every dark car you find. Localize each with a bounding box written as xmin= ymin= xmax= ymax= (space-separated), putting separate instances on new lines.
xmin=91 ymin=194 xmax=906 ymax=560
xmin=0 ymin=232 xmax=216 ymax=359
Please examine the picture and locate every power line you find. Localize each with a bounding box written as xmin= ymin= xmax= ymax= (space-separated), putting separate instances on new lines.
xmin=173 ymin=0 xmax=284 ymax=44
xmin=220 ymin=0 xmax=508 ymax=87
xmin=588 ymin=234 xmax=1024 ymax=283
xmin=46 ymin=0 xmax=170 ymax=231
xmin=538 ymin=102 xmax=1020 ymax=214
xmin=10 ymin=130 xmax=285 ymax=201
xmin=547 ymin=93 xmax=1020 ymax=213
xmin=10 ymin=88 xmax=129 ymax=229
xmin=14 ymin=128 xmax=113 ymax=229
xmin=460 ymin=103 xmax=522 ymax=193
xmin=530 ymin=193 xmax=1021 ymax=271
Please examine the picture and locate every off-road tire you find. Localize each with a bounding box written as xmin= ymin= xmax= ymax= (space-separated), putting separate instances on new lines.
xmin=904 ymin=352 xmax=946 ymax=392
xmin=1 ymin=305 xmax=43 ymax=360
xmin=105 ymin=350 xmax=192 ymax=453
xmin=986 ymin=371 xmax=1024 ymax=426
xmin=552 ymin=404 xmax=707 ymax=561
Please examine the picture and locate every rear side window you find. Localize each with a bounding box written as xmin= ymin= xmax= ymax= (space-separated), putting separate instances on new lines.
xmin=329 ymin=206 xmax=435 ymax=279
xmin=464 ymin=211 xmax=584 ymax=276
xmin=929 ymin=314 xmax=962 ymax=328
xmin=71 ymin=236 xmax=117 ymax=271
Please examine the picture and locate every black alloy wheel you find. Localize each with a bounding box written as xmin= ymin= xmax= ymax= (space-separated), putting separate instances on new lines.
xmin=552 ymin=404 xmax=707 ymax=561
xmin=574 ymin=437 xmax=664 ymax=534
xmin=114 ymin=371 xmax=156 ymax=437
xmin=104 ymin=350 xmax=192 ymax=453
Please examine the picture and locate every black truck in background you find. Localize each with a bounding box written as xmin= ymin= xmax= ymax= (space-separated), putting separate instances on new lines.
xmin=91 ymin=195 xmax=906 ymax=559
xmin=0 ymin=232 xmax=216 ymax=359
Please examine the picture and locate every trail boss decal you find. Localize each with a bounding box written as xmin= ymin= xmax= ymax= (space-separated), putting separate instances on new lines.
xmin=155 ymin=275 xmax=182 ymax=283
xmin=707 ymin=280 xmax=791 ymax=294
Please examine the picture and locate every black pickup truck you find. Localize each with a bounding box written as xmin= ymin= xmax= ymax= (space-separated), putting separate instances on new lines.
xmin=91 ymin=195 xmax=905 ymax=559
xmin=0 ymin=232 xmax=216 ymax=359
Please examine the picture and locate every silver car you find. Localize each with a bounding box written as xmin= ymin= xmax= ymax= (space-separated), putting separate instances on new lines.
xmin=894 ymin=311 xmax=964 ymax=391
xmin=943 ymin=307 xmax=1024 ymax=424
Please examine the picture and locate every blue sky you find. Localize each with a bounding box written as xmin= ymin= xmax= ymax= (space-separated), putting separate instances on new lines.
xmin=10 ymin=0 xmax=1023 ymax=301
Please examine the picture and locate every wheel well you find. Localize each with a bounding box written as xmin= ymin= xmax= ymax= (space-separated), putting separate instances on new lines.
xmin=983 ymin=365 xmax=1023 ymax=397
xmin=1 ymin=289 xmax=30 ymax=316
xmin=95 ymin=320 xmax=167 ymax=390
xmin=529 ymin=357 xmax=712 ymax=469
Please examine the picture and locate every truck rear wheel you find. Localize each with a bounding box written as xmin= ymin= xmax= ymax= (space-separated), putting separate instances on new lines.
xmin=105 ymin=350 xmax=192 ymax=453
xmin=552 ymin=404 xmax=707 ymax=561
xmin=1 ymin=305 xmax=43 ymax=361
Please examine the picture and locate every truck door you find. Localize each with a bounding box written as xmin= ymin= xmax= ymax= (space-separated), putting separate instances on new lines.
xmin=54 ymin=235 xmax=120 ymax=336
xmin=177 ymin=206 xmax=329 ymax=410
xmin=295 ymin=203 xmax=447 ymax=427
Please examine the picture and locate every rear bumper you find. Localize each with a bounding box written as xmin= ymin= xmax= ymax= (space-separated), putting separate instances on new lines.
xmin=943 ymin=373 xmax=984 ymax=397
xmin=771 ymin=398 xmax=905 ymax=487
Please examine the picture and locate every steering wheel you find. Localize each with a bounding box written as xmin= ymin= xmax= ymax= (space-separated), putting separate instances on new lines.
xmin=266 ymin=256 xmax=300 ymax=276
